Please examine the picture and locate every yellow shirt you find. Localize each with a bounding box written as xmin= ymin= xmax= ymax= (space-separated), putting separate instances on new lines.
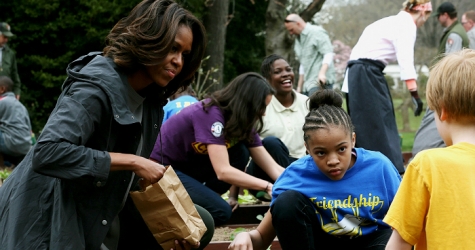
xmin=260 ymin=90 xmax=308 ymax=158
xmin=384 ymin=142 xmax=475 ymax=250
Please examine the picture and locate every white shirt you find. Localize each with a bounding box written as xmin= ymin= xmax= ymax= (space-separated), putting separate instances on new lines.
xmin=299 ymin=64 xmax=304 ymax=75
xmin=260 ymin=90 xmax=309 ymax=158
xmin=342 ymin=11 xmax=417 ymax=92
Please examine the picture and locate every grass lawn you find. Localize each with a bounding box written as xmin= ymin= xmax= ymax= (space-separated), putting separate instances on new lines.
xmin=342 ymin=97 xmax=425 ymax=152
xmin=393 ymin=98 xmax=425 ymax=152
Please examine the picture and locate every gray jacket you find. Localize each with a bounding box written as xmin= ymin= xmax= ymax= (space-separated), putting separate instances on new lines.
xmin=411 ymin=108 xmax=445 ymax=162
xmin=0 ymin=52 xmax=166 ymax=249
xmin=0 ymin=91 xmax=32 ymax=155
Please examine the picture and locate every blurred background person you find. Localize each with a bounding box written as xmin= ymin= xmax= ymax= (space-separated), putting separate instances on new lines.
xmin=162 ymin=85 xmax=198 ymax=124
xmin=342 ymin=0 xmax=432 ymax=174
xmin=462 ymin=10 xmax=475 ymax=49
xmin=0 ymin=22 xmax=21 ymax=100
xmin=432 ymin=1 xmax=469 ymax=63
xmin=284 ymin=14 xmax=335 ymax=96
xmin=0 ymin=76 xmax=31 ymax=167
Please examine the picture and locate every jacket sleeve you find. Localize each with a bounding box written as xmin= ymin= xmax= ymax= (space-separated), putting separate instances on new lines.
xmin=32 ymin=81 xmax=111 ymax=187
xmin=10 ymin=51 xmax=22 ymax=96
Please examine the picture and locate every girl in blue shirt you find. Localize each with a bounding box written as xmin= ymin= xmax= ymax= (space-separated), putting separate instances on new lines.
xmin=229 ymin=87 xmax=401 ymax=250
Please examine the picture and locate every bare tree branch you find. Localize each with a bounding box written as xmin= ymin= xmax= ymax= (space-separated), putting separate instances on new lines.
xmin=299 ymin=0 xmax=326 ymax=22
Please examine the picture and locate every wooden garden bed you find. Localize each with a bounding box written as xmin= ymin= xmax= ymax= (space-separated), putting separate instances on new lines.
xmin=205 ymin=239 xmax=281 ymax=250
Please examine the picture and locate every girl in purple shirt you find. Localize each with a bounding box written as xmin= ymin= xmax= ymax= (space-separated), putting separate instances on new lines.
xmin=150 ymin=72 xmax=285 ymax=226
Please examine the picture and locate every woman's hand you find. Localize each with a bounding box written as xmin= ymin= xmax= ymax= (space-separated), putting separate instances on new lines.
xmin=228 ymin=185 xmax=240 ymax=212
xmin=110 ymin=153 xmax=168 ymax=190
xmin=228 ymin=232 xmax=253 ymax=250
xmin=133 ymin=157 xmax=168 ymax=189
xmin=317 ymin=73 xmax=327 ymax=85
xmin=171 ymin=239 xmax=199 ymax=250
xmin=227 ymin=196 xmax=239 ymax=212
xmin=265 ymin=182 xmax=273 ymax=198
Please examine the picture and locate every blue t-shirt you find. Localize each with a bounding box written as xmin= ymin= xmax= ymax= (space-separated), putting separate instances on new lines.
xmin=162 ymin=95 xmax=198 ymax=124
xmin=272 ymin=148 xmax=401 ymax=237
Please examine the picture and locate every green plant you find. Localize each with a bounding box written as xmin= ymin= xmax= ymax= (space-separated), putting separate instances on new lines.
xmin=192 ymin=56 xmax=219 ymax=100
xmin=0 ymin=169 xmax=11 ymax=180
xmin=256 ymin=214 xmax=264 ymax=221
xmin=221 ymin=189 xmax=259 ymax=205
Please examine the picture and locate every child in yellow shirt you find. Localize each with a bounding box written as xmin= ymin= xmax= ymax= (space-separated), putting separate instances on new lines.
xmin=384 ymin=49 xmax=475 ymax=249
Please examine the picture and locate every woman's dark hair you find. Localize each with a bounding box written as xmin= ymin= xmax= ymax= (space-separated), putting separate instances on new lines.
xmin=260 ymin=54 xmax=286 ymax=81
xmin=103 ymin=0 xmax=206 ymax=97
xmin=204 ymin=72 xmax=275 ymax=143
xmin=303 ymin=88 xmax=354 ymax=142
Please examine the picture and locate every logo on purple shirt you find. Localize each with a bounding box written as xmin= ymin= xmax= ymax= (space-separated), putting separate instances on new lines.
xmin=211 ymin=121 xmax=224 ymax=137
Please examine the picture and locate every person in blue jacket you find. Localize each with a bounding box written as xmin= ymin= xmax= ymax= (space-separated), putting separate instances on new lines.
xmin=229 ymin=86 xmax=401 ymax=250
xmin=162 ymin=85 xmax=198 ymax=124
xmin=0 ymin=1 xmax=210 ymax=250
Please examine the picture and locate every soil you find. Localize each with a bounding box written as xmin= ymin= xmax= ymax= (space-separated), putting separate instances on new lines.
xmin=211 ymin=226 xmax=257 ymax=242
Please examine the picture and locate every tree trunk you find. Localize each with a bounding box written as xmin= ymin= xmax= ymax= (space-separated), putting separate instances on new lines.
xmin=265 ymin=0 xmax=291 ymax=59
xmin=203 ymin=0 xmax=230 ymax=91
xmin=299 ymin=0 xmax=326 ymax=21
xmin=398 ymin=96 xmax=412 ymax=132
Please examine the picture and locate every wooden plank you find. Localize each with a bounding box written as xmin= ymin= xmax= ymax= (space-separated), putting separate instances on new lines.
xmin=223 ymin=224 xmax=259 ymax=229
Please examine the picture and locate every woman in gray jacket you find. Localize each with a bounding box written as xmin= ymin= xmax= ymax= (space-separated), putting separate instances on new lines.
xmin=0 ymin=1 xmax=208 ymax=249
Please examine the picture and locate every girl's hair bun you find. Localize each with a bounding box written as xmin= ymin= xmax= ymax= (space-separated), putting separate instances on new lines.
xmin=308 ymin=89 xmax=343 ymax=111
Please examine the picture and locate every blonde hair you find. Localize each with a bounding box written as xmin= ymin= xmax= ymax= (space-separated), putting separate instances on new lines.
xmin=426 ymin=49 xmax=475 ymax=121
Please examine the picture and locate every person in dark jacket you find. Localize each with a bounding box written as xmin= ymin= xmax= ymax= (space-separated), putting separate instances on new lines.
xmin=0 ymin=1 xmax=208 ymax=250
xmin=0 ymin=22 xmax=21 ymax=100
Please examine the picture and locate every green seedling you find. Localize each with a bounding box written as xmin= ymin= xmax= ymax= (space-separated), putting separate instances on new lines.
xmin=221 ymin=189 xmax=259 ymax=205
xmin=256 ymin=214 xmax=264 ymax=221
xmin=0 ymin=169 xmax=11 ymax=180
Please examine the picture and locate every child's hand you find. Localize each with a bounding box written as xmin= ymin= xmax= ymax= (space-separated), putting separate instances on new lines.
xmin=228 ymin=232 xmax=253 ymax=249
xmin=227 ymin=196 xmax=239 ymax=212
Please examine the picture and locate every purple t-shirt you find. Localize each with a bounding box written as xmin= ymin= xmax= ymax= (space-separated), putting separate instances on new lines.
xmin=150 ymin=99 xmax=262 ymax=165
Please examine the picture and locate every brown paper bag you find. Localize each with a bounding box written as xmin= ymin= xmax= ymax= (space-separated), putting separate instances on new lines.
xmin=130 ymin=166 xmax=207 ymax=249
